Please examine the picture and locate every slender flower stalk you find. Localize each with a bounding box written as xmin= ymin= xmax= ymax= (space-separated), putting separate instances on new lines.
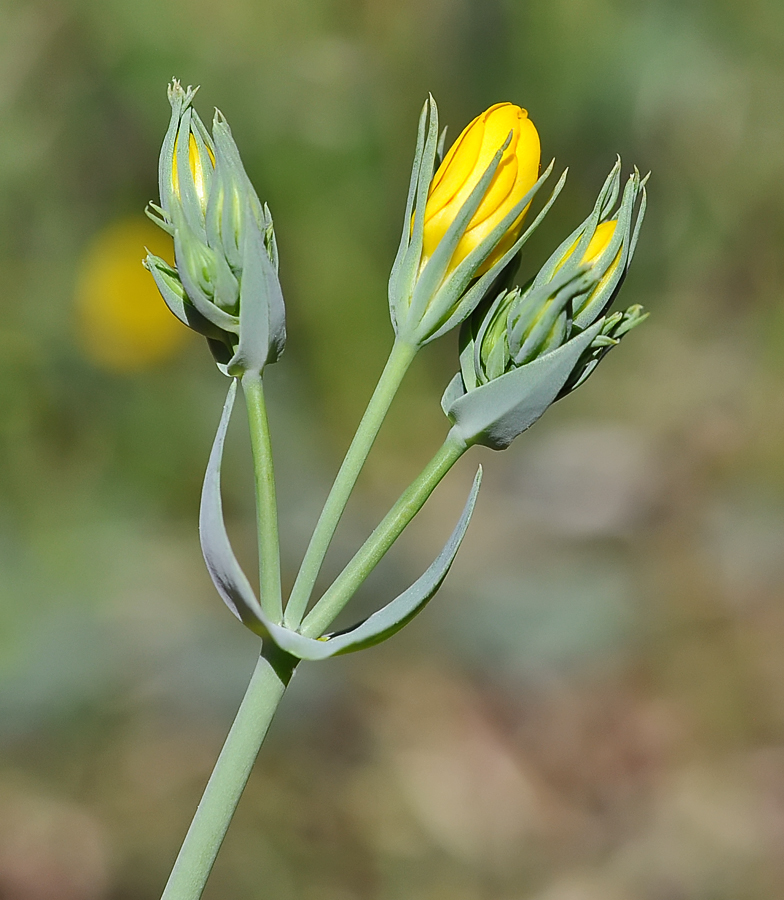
xmin=300 ymin=428 xmax=468 ymax=638
xmin=286 ymin=101 xmax=551 ymax=629
xmin=241 ymin=372 xmax=283 ymax=623
xmin=283 ymin=337 xmax=418 ymax=629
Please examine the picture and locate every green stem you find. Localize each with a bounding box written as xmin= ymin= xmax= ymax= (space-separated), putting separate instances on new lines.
xmin=284 ymin=338 xmax=418 ymax=629
xmin=301 ymin=428 xmax=467 ymax=638
xmin=160 ymin=644 xmax=296 ymax=900
xmin=242 ymin=372 xmax=282 ymax=623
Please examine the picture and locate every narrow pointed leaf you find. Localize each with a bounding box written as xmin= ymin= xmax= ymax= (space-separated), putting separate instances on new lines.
xmin=199 ymin=380 xmax=269 ymax=633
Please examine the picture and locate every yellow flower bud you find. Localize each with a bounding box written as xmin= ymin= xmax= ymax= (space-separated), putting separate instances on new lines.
xmin=421 ymin=103 xmax=540 ymax=276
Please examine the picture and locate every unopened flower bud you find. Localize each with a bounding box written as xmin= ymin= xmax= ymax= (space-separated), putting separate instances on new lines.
xmin=156 ymin=81 xmax=216 ymax=233
xmin=145 ymin=81 xmax=285 ymax=377
xmin=442 ymin=159 xmax=648 ymax=451
xmin=422 ymin=103 xmax=540 ymax=277
xmin=388 ymin=97 xmax=564 ymax=349
xmin=532 ymin=157 xmax=647 ymax=329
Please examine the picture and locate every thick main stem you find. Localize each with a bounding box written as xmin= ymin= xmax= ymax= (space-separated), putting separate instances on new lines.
xmin=242 ymin=372 xmax=283 ymax=623
xmin=301 ymin=428 xmax=467 ymax=638
xmin=160 ymin=644 xmax=296 ymax=900
xmin=284 ymin=338 xmax=418 ymax=629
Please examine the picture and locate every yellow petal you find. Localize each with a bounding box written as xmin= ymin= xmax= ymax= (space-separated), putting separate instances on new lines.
xmin=172 ymin=133 xmax=214 ymax=212
xmin=420 ymin=102 xmax=540 ymax=274
xmin=426 ymin=113 xmax=485 ymax=217
xmin=582 ymin=220 xmax=617 ymax=264
xmin=450 ymin=115 xmax=540 ymax=274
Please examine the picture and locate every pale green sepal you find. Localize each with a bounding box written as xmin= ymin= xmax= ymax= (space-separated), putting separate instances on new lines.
xmin=558 ymin=304 xmax=648 ymax=397
xmin=158 ymin=80 xmax=198 ymax=219
xmin=441 ymin=372 xmax=466 ymax=416
xmin=175 ymin=106 xmax=210 ymax=239
xmin=201 ymin=384 xmax=480 ymax=657
xmin=468 ymin=288 xmax=513 ymax=386
xmin=627 ymin=177 xmax=649 ymax=264
xmin=145 ymin=201 xmax=174 ymax=236
xmin=173 ymin=224 xmax=240 ymax=334
xmin=226 ymin=205 xmax=286 ymax=376
xmin=444 ymin=320 xmax=604 ymax=450
xmin=534 ymin=161 xmax=621 ymax=291
xmin=511 ymin=268 xmax=591 ymax=364
xmin=205 ymin=170 xmax=238 ymax=272
xmin=572 ymin=168 xmax=647 ymax=329
xmin=388 ymin=99 xmax=429 ymax=323
xmin=416 ymin=158 xmax=554 ymax=339
xmin=263 ymin=204 xmax=279 ymax=272
xmin=390 ymin=97 xmax=440 ymax=334
xmin=144 ymin=253 xmax=228 ymax=340
xmin=209 ymin=110 xmax=270 ymax=269
xmin=459 ymin=329 xmax=480 ymax=391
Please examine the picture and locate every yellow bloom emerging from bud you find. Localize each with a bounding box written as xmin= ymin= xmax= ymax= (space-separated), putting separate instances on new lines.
xmin=172 ymin=133 xmax=215 ymax=215
xmin=76 ymin=219 xmax=191 ymax=371
xmin=421 ymin=103 xmax=540 ymax=275
xmin=557 ymin=219 xmax=617 ymax=268
xmin=550 ymin=218 xmax=622 ymax=310
xmin=581 ymin=220 xmax=617 ymax=264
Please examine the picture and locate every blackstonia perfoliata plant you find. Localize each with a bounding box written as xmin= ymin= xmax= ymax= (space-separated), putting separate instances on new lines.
xmin=144 ymin=81 xmax=649 ymax=900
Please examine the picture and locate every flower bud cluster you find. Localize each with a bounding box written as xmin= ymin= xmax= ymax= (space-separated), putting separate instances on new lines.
xmin=144 ymin=81 xmax=285 ymax=376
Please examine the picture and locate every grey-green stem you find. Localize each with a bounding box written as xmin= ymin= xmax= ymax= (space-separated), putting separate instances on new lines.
xmin=284 ymin=338 xmax=418 ymax=629
xmin=242 ymin=372 xmax=283 ymax=623
xmin=160 ymin=644 xmax=296 ymax=900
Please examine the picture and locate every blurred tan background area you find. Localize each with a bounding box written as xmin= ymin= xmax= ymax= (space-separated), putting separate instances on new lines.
xmin=1 ymin=0 xmax=783 ymax=897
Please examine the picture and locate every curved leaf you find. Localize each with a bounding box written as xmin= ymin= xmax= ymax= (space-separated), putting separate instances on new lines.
xmin=200 ymin=386 xmax=481 ymax=659
xmin=199 ymin=380 xmax=269 ymax=635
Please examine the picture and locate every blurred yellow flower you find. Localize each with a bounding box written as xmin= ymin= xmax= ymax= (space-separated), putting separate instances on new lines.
xmin=421 ymin=102 xmax=540 ymax=276
xmin=75 ymin=218 xmax=191 ymax=371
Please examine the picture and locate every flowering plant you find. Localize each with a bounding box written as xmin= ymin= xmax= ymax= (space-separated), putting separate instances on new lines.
xmin=143 ymin=81 xmax=648 ymax=900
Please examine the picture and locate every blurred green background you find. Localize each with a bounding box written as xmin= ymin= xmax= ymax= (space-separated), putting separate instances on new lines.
xmin=2 ymin=0 xmax=784 ymax=897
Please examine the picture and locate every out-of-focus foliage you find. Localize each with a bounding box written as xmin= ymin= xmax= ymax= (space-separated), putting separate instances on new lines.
xmin=1 ymin=0 xmax=784 ymax=898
